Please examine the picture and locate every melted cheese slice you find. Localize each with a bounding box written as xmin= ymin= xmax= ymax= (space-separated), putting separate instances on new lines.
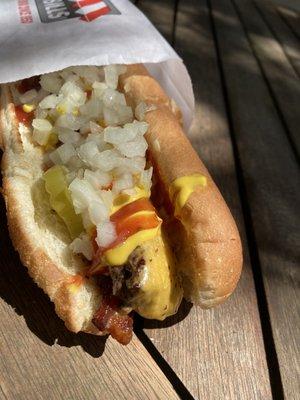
xmin=129 ymin=233 xmax=183 ymax=320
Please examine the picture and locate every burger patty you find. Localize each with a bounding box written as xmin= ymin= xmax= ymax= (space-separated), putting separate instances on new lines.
xmin=109 ymin=246 xmax=147 ymax=304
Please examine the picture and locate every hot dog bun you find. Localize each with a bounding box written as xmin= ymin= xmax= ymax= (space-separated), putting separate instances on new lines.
xmin=0 ymin=63 xmax=242 ymax=340
xmin=0 ymin=85 xmax=102 ymax=334
xmin=119 ymin=64 xmax=242 ymax=307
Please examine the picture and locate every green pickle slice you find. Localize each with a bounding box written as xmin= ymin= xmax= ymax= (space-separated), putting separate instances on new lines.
xmin=43 ymin=165 xmax=83 ymax=239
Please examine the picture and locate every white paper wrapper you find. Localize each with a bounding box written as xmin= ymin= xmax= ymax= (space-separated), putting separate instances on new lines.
xmin=0 ymin=0 xmax=194 ymax=129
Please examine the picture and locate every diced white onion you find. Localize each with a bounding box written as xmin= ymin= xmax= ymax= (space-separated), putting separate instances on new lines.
xmin=70 ymin=233 xmax=93 ymax=260
xmin=49 ymin=148 xmax=62 ymax=165
xmin=79 ymin=122 xmax=91 ymax=135
xmin=115 ymin=156 xmax=146 ymax=174
xmin=116 ymin=105 xmax=133 ymax=125
xmin=103 ymin=88 xmax=126 ymax=107
xmin=55 ymin=113 xmax=86 ymax=130
xmin=84 ymin=169 xmax=111 ymax=189
xmin=93 ymin=149 xmax=123 ymax=171
xmin=32 ymin=118 xmax=52 ymax=132
xmin=103 ymin=126 xmax=125 ymax=144
xmin=100 ymin=189 xmax=113 ymax=209
xmin=90 ymin=121 xmax=103 ymax=134
xmin=135 ymin=103 xmax=157 ymax=120
xmin=96 ymin=220 xmax=116 ymax=248
xmin=57 ymin=127 xmax=80 ymax=144
xmin=125 ymin=120 xmax=148 ymax=137
xmin=39 ymin=94 xmax=62 ymax=109
xmin=81 ymin=210 xmax=93 ymax=231
xmin=73 ymin=66 xmax=101 ymax=85
xmin=104 ymin=65 xmax=119 ymax=89
xmin=35 ymin=108 xmax=48 ymax=119
xmin=103 ymin=106 xmax=119 ymax=126
xmin=40 ymin=73 xmax=63 ymax=94
xmin=88 ymin=200 xmax=109 ymax=225
xmin=113 ymin=173 xmax=133 ymax=194
xmin=33 ymin=129 xmax=51 ymax=146
xmin=33 ymin=65 xmax=154 ymax=244
xmin=79 ymin=98 xmax=101 ymax=118
xmin=19 ymin=89 xmax=38 ymax=104
xmin=60 ymin=81 xmax=86 ymax=106
xmin=67 ymin=154 xmax=85 ymax=170
xmin=116 ymin=137 xmax=148 ymax=158
xmin=69 ymin=178 xmax=100 ymax=213
xmin=140 ymin=167 xmax=153 ymax=191
xmin=56 ymin=143 xmax=76 ymax=164
xmin=66 ymin=170 xmax=77 ymax=184
xmin=92 ymin=81 xmax=107 ymax=98
xmin=85 ymin=132 xmax=108 ymax=152
xmin=78 ymin=141 xmax=99 ymax=165
xmin=135 ymin=102 xmax=147 ymax=121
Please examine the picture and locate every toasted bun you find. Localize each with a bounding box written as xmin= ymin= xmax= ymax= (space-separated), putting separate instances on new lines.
xmin=0 ymin=63 xmax=242 ymax=340
xmin=119 ymin=64 xmax=243 ymax=307
xmin=0 ymin=85 xmax=101 ymax=334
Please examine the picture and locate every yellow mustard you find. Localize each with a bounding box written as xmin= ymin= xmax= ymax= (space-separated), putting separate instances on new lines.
xmin=111 ymin=186 xmax=150 ymax=214
xmin=169 ymin=173 xmax=207 ymax=216
xmin=22 ymin=104 xmax=35 ymax=113
xmin=104 ymin=186 xmax=159 ymax=266
xmin=104 ymin=226 xmax=160 ymax=266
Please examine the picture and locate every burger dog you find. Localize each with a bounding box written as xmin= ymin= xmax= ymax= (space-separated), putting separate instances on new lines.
xmin=0 ymin=64 xmax=242 ymax=345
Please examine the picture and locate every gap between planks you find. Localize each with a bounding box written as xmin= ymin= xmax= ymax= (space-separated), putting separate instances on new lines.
xmin=207 ymin=1 xmax=285 ymax=397
xmin=276 ymin=5 xmax=300 ymax=40
xmin=210 ymin=0 xmax=300 ymax=398
xmin=252 ymin=1 xmax=300 ymax=79
xmin=236 ymin=0 xmax=300 ymax=161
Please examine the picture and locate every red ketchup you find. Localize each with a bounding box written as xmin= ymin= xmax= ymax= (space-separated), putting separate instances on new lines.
xmin=15 ymin=76 xmax=41 ymax=125
xmin=15 ymin=105 xmax=34 ymax=126
xmin=88 ymin=198 xmax=160 ymax=276
xmin=17 ymin=76 xmax=40 ymax=94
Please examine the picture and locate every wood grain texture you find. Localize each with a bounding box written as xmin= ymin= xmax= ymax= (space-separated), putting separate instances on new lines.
xmin=277 ymin=5 xmax=300 ymax=40
xmin=211 ymin=0 xmax=300 ymax=398
xmin=254 ymin=1 xmax=300 ymax=77
xmin=233 ymin=0 xmax=300 ymax=158
xmin=138 ymin=1 xmax=272 ymax=399
xmin=0 ymin=195 xmax=179 ymax=400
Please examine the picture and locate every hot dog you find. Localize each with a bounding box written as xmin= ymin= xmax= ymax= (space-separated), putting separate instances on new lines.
xmin=0 ymin=64 xmax=242 ymax=345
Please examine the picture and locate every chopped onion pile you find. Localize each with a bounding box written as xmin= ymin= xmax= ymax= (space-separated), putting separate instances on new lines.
xmin=17 ymin=65 xmax=154 ymax=260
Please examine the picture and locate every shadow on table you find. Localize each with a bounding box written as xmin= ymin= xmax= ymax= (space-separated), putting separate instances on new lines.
xmin=141 ymin=300 xmax=193 ymax=330
xmin=0 ymin=195 xmax=107 ymax=358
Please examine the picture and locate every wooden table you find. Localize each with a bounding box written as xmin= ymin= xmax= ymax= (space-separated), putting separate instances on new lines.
xmin=0 ymin=0 xmax=299 ymax=399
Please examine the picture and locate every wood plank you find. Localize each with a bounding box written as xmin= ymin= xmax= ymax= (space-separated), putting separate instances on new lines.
xmin=253 ymin=1 xmax=300 ymax=77
xmin=0 ymin=196 xmax=179 ymax=399
xmin=211 ymin=0 xmax=300 ymax=398
xmin=233 ymin=0 xmax=300 ymax=158
xmin=137 ymin=0 xmax=175 ymax=43
xmin=138 ymin=1 xmax=272 ymax=398
xmin=277 ymin=5 xmax=300 ymax=40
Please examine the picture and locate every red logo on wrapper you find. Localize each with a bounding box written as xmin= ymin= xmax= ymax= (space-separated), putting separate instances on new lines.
xmin=71 ymin=0 xmax=111 ymax=22
xmin=34 ymin=0 xmax=120 ymax=23
xmin=18 ymin=0 xmax=33 ymax=24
